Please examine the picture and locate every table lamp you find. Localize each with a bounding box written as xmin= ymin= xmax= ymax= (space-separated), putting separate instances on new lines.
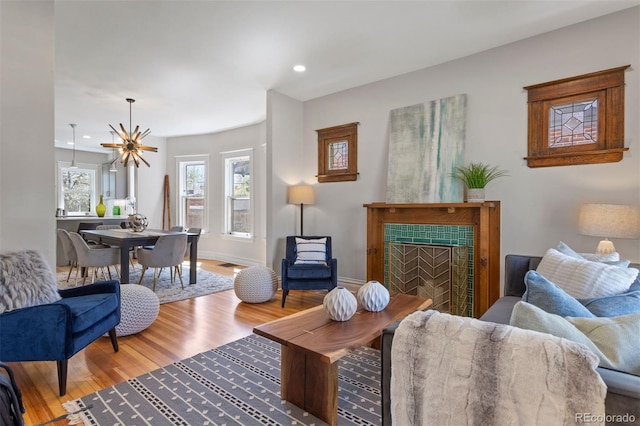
xmin=288 ymin=185 xmax=315 ymax=236
xmin=578 ymin=203 xmax=640 ymax=255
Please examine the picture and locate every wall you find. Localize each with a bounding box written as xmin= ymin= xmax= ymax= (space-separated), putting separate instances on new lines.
xmin=295 ymin=7 xmax=640 ymax=285
xmin=165 ymin=123 xmax=267 ymax=266
xmin=0 ymin=1 xmax=56 ymax=265
xmin=136 ymin=136 xmax=168 ymax=230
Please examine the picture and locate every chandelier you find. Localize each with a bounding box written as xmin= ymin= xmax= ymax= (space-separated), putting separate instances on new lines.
xmin=101 ymin=98 xmax=157 ymax=167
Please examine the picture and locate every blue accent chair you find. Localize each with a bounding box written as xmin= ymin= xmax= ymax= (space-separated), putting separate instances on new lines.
xmin=0 ymin=280 xmax=121 ymax=396
xmin=281 ymin=236 xmax=337 ymax=307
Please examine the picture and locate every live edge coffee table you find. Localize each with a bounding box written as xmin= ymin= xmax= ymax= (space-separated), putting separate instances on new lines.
xmin=253 ymin=293 xmax=432 ymax=426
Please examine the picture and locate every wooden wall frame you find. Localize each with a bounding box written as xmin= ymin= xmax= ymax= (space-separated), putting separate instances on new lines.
xmin=316 ymin=122 xmax=358 ymax=183
xmin=524 ymin=65 xmax=630 ymax=168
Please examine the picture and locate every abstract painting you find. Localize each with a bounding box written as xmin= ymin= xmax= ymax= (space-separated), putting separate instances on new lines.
xmin=386 ymin=94 xmax=467 ymax=203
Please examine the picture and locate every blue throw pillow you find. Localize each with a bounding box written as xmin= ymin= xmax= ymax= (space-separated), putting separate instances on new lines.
xmin=523 ymin=270 xmax=594 ymax=318
xmin=578 ymin=291 xmax=640 ymax=317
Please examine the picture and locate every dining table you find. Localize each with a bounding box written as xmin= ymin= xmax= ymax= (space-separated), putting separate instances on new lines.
xmin=80 ymin=228 xmax=200 ymax=284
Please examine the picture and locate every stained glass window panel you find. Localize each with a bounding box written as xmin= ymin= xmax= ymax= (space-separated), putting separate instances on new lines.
xmin=328 ymin=140 xmax=348 ymax=170
xmin=548 ymin=98 xmax=598 ymax=148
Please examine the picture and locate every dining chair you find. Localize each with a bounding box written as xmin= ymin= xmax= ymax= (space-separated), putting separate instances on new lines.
xmin=179 ymin=227 xmax=201 ymax=274
xmin=69 ymin=232 xmax=121 ymax=284
xmin=57 ymin=229 xmax=79 ymax=284
xmin=97 ymin=224 xmax=137 ymax=271
xmin=136 ymin=233 xmax=188 ymax=291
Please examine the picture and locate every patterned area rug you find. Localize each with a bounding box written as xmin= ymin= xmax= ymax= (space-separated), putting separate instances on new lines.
xmin=57 ymin=266 xmax=234 ymax=304
xmin=63 ymin=334 xmax=381 ymax=425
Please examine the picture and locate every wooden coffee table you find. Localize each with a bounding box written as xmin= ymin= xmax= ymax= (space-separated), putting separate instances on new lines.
xmin=253 ymin=293 xmax=432 ymax=425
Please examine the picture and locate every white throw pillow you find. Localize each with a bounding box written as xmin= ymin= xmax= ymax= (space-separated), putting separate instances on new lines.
xmin=294 ymin=237 xmax=327 ymax=265
xmin=536 ymin=248 xmax=638 ymax=298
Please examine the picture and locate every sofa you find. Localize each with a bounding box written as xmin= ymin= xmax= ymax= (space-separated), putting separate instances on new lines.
xmin=381 ymin=254 xmax=640 ymax=425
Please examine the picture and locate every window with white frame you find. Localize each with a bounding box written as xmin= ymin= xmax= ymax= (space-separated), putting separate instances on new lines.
xmin=223 ymin=150 xmax=252 ymax=237
xmin=57 ymin=162 xmax=98 ymax=215
xmin=177 ymin=156 xmax=208 ymax=231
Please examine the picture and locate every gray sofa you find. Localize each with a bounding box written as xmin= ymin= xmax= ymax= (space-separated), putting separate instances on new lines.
xmin=381 ymin=254 xmax=640 ymax=425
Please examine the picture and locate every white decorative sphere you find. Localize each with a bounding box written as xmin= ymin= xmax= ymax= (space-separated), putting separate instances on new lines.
xmin=323 ymin=287 xmax=357 ymax=321
xmin=357 ymin=280 xmax=390 ymax=312
xmin=128 ymin=213 xmax=148 ymax=232
xmin=234 ymin=266 xmax=279 ymax=303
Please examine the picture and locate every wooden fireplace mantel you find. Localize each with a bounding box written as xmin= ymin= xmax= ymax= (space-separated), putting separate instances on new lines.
xmin=364 ymin=201 xmax=500 ymax=317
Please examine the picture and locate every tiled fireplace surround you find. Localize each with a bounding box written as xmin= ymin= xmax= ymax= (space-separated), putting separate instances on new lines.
xmin=364 ymin=202 xmax=501 ymax=318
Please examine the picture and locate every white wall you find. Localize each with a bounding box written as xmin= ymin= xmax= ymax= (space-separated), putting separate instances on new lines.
xmin=136 ymin=135 xmax=168 ymax=229
xmin=295 ymin=7 xmax=640 ymax=284
xmin=266 ymin=90 xmax=305 ymax=271
xmin=0 ymin=1 xmax=56 ymax=265
xmin=165 ymin=123 xmax=267 ymax=266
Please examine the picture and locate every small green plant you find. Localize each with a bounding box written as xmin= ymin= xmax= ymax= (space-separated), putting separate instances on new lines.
xmin=451 ymin=162 xmax=508 ymax=188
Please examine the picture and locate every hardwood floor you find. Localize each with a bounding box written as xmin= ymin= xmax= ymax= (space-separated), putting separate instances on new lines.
xmin=12 ymin=259 xmax=326 ymax=425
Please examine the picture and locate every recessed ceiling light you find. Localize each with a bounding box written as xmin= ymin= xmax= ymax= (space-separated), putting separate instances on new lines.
xmin=83 ymin=135 xmax=91 ymax=139
xmin=67 ymin=141 xmax=74 ymax=145
xmin=293 ymin=64 xmax=306 ymax=72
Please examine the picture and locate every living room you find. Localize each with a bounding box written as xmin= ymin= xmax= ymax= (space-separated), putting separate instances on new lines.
xmin=2 ymin=1 xmax=639 ymax=424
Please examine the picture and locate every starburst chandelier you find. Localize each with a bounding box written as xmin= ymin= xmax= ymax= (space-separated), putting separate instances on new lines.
xmin=101 ymin=98 xmax=157 ymax=167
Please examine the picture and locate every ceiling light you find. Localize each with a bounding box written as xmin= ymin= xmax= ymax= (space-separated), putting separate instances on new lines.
xmin=69 ymin=123 xmax=78 ymax=169
xmin=293 ymin=64 xmax=306 ymax=72
xmin=83 ymin=135 xmax=91 ymax=139
xmin=101 ymin=98 xmax=157 ymax=167
xmin=109 ymin=131 xmax=118 ymax=173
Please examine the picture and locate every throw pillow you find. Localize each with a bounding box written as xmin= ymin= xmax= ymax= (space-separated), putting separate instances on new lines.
xmin=556 ymin=242 xmax=629 ymax=267
xmin=0 ymin=249 xmax=61 ymax=313
xmin=510 ymin=301 xmax=640 ymax=375
xmin=294 ymin=237 xmax=327 ymax=265
xmin=523 ymin=270 xmax=594 ymax=317
xmin=536 ymin=248 xmax=638 ymax=298
xmin=578 ymin=291 xmax=640 ymax=317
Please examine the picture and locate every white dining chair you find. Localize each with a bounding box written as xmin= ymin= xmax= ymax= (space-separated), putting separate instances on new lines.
xmin=69 ymin=232 xmax=121 ymax=284
xmin=136 ymin=233 xmax=188 ymax=291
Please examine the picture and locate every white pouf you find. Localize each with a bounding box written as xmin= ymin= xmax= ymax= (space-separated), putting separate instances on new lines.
xmin=115 ymin=284 xmax=159 ymax=336
xmin=234 ymin=266 xmax=279 ymax=303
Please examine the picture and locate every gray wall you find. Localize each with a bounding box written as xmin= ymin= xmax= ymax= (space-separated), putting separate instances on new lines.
xmin=290 ymin=7 xmax=640 ymax=283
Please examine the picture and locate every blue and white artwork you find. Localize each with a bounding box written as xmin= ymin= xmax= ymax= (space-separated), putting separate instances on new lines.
xmin=386 ymin=94 xmax=467 ymax=203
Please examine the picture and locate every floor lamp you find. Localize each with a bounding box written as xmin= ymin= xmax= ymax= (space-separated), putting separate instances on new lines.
xmin=288 ymin=185 xmax=316 ymax=236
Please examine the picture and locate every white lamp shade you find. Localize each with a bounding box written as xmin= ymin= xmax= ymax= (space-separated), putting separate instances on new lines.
xmin=578 ymin=204 xmax=640 ymax=239
xmin=288 ymin=185 xmax=316 ymax=205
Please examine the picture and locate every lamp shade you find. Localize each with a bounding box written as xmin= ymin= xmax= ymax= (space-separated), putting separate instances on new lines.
xmin=288 ymin=185 xmax=316 ymax=205
xmin=578 ymin=204 xmax=640 ymax=239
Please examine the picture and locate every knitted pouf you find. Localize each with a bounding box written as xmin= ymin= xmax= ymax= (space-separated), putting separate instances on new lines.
xmin=234 ymin=266 xmax=279 ymax=303
xmin=115 ymin=284 xmax=159 ymax=336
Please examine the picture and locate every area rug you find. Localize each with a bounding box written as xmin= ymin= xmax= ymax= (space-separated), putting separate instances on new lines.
xmin=57 ymin=266 xmax=234 ymax=304
xmin=63 ymin=334 xmax=381 ymax=425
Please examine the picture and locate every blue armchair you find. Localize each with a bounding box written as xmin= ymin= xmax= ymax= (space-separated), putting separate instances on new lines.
xmin=281 ymin=236 xmax=337 ymax=307
xmin=0 ymin=280 xmax=121 ymax=396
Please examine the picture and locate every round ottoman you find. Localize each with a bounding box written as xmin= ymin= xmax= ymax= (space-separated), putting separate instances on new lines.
xmin=114 ymin=284 xmax=159 ymax=336
xmin=234 ymin=266 xmax=278 ymax=303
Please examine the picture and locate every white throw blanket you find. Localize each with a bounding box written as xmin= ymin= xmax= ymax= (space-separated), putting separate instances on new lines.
xmin=391 ymin=310 xmax=606 ymax=426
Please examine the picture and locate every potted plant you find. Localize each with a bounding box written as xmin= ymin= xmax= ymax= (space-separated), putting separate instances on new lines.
xmin=451 ymin=162 xmax=508 ymax=202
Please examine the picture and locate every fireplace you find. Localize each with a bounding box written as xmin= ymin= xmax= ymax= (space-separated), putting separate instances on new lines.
xmin=364 ymin=202 xmax=501 ymax=318
xmin=388 ymin=242 xmax=469 ymax=316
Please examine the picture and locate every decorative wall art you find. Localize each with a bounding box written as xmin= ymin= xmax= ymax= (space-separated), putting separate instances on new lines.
xmin=386 ymin=94 xmax=467 ymax=203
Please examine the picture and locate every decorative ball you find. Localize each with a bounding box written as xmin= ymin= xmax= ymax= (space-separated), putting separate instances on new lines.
xmin=128 ymin=213 xmax=148 ymax=232
xmin=357 ymin=280 xmax=390 ymax=312
xmin=234 ymin=266 xmax=279 ymax=303
xmin=323 ymin=286 xmax=357 ymax=321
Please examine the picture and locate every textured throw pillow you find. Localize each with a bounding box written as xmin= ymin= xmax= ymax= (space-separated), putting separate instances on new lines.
xmin=510 ymin=301 xmax=640 ymax=375
xmin=556 ymin=241 xmax=629 ymax=267
xmin=523 ymin=270 xmax=594 ymax=318
xmin=0 ymin=249 xmax=61 ymax=313
xmin=536 ymin=248 xmax=638 ymax=298
xmin=294 ymin=237 xmax=327 ymax=265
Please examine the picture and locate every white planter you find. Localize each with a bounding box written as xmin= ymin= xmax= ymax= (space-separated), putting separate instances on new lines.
xmin=323 ymin=286 xmax=357 ymax=321
xmin=466 ymin=188 xmax=485 ymax=203
xmin=357 ymin=280 xmax=390 ymax=312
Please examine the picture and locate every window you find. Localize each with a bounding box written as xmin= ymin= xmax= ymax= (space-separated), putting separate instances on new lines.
xmin=316 ymin=122 xmax=358 ymax=182
xmin=524 ymin=65 xmax=630 ymax=168
xmin=57 ymin=162 xmax=98 ymax=215
xmin=177 ymin=156 xmax=208 ymax=231
xmin=223 ymin=150 xmax=252 ymax=237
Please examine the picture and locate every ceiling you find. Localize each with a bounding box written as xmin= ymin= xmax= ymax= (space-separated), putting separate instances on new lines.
xmin=54 ymin=0 xmax=640 ymax=152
